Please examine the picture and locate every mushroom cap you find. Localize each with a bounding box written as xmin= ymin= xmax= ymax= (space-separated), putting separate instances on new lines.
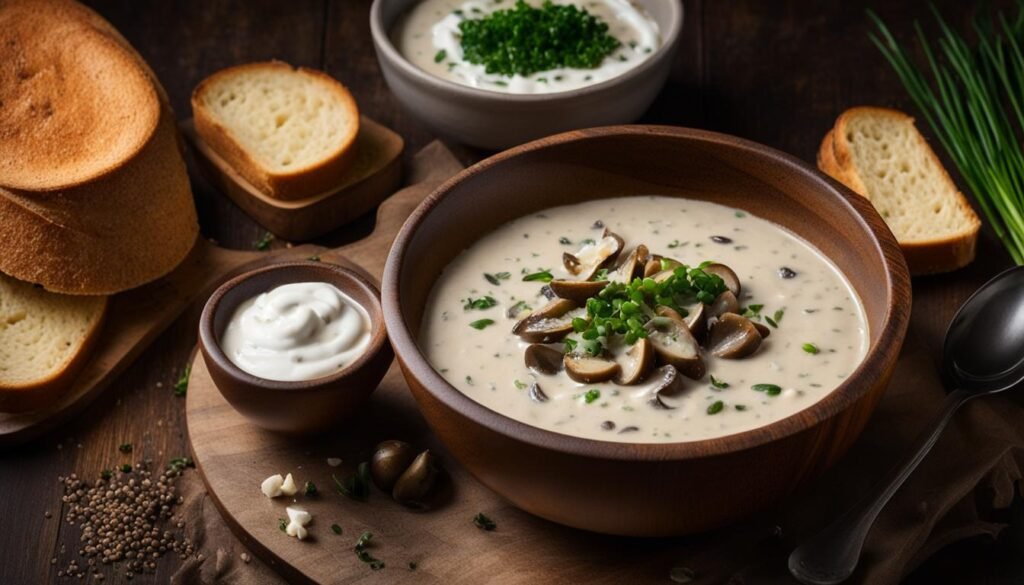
xmin=645 ymin=316 xmax=706 ymax=379
xmin=615 ymin=337 xmax=654 ymax=385
xmin=704 ymin=263 xmax=741 ymax=296
xmin=564 ymin=354 xmax=621 ymax=383
xmin=549 ymin=279 xmax=608 ymax=303
xmin=562 ymin=230 xmax=624 ymax=281
xmin=708 ymin=313 xmax=763 ymax=359
xmin=524 ymin=344 xmax=565 ymax=375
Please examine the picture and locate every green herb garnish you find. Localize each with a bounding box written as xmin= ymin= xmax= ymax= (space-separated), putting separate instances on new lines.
xmin=871 ymin=5 xmax=1024 ymax=263
xmin=559 ymin=236 xmax=573 ymax=245
xmin=707 ymin=400 xmax=724 ymax=415
xmin=709 ymin=375 xmax=729 ymax=389
xmin=752 ymin=383 xmax=782 ymax=396
xmin=254 ymin=232 xmax=274 ymax=251
xmin=735 ymin=404 xmax=748 ymax=411
xmin=173 ymin=364 xmax=191 ymax=397
xmin=568 ymin=262 xmax=728 ymax=355
xmin=583 ymin=389 xmax=601 ymax=404
xmin=434 ymin=49 xmax=447 ymax=63
xmin=741 ymin=304 xmax=764 ymax=320
xmin=469 ymin=318 xmax=495 ymax=330
xmin=333 ymin=462 xmax=371 ymax=502
xmin=522 ymin=270 xmax=554 ymax=282
xmin=167 ymin=457 xmax=194 ymax=472
xmin=459 ymin=0 xmax=620 ymax=77
xmin=354 ymin=531 xmax=384 ymax=570
xmin=279 ymin=518 xmax=287 ymax=532
xmin=100 ymin=470 xmax=112 ymax=480
xmin=473 ymin=512 xmax=497 ymax=531
xmin=331 ymin=523 xmax=343 ymax=535
xmin=802 ymin=343 xmax=820 ymax=355
xmin=513 ymin=379 xmax=528 ymax=390
xmin=118 ymin=443 xmax=133 ymax=454
xmin=121 ymin=464 xmax=132 ymax=473
xmin=464 ymin=296 xmax=498 ymax=310
xmin=304 ymin=481 xmax=318 ymax=496
xmin=484 ymin=272 xmax=510 ymax=285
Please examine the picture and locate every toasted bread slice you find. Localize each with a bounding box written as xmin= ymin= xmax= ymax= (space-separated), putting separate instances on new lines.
xmin=192 ymin=61 xmax=360 ymax=200
xmin=818 ymin=106 xmax=981 ymax=275
xmin=0 ymin=273 xmax=107 ymax=412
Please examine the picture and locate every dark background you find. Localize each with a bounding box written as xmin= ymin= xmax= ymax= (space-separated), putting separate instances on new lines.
xmin=1 ymin=1 xmax=1023 ymax=583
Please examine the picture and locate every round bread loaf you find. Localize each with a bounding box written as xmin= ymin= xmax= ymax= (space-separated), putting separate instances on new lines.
xmin=0 ymin=0 xmax=198 ymax=295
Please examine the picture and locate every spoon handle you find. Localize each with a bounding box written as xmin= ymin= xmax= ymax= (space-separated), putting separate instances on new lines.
xmin=788 ymin=389 xmax=972 ymax=585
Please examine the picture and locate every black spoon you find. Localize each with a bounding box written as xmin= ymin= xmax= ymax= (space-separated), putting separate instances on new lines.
xmin=789 ymin=265 xmax=1024 ymax=585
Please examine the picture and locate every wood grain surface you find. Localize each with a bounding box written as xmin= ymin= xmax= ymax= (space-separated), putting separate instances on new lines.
xmin=2 ymin=1 xmax=1022 ymax=584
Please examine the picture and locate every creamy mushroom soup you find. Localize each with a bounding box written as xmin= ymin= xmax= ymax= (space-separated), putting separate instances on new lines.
xmin=393 ymin=0 xmax=660 ymax=94
xmin=419 ymin=196 xmax=870 ymax=443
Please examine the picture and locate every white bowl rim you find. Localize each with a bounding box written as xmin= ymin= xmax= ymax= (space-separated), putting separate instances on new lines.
xmin=369 ymin=0 xmax=685 ymax=103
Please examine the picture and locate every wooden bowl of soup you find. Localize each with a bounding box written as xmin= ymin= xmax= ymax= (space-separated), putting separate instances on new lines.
xmin=382 ymin=125 xmax=910 ymax=536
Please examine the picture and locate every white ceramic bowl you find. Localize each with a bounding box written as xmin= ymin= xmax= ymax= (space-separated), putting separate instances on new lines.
xmin=370 ymin=0 xmax=684 ymax=149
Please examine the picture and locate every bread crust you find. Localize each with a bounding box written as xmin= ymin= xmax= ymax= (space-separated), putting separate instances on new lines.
xmin=0 ymin=295 xmax=107 ymax=413
xmin=192 ymin=61 xmax=361 ymax=201
xmin=818 ymin=106 xmax=981 ymax=275
xmin=0 ymin=0 xmax=199 ymax=295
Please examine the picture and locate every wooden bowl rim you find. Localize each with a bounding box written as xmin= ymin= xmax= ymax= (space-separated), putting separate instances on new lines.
xmin=369 ymin=0 xmax=684 ymax=103
xmin=383 ymin=124 xmax=911 ymax=461
xmin=199 ymin=261 xmax=389 ymax=392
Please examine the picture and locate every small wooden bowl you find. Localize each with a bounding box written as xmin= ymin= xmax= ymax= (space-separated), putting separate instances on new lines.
xmin=383 ymin=125 xmax=911 ymax=536
xmin=182 ymin=117 xmax=403 ymax=241
xmin=199 ymin=262 xmax=393 ymax=433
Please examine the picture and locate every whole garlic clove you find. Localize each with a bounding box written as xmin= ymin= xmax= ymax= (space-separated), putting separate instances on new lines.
xmin=261 ymin=474 xmax=284 ymax=498
xmin=285 ymin=506 xmax=312 ymax=540
xmin=280 ymin=473 xmax=298 ymax=496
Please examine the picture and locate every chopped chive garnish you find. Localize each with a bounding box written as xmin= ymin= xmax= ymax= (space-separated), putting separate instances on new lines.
xmin=434 ymin=49 xmax=447 ymax=63
xmin=522 ymin=270 xmax=554 ymax=282
xmin=802 ymin=343 xmax=820 ymax=355
xmin=583 ymin=389 xmax=601 ymax=404
xmin=513 ymin=379 xmax=528 ymax=389
xmin=464 ymin=296 xmax=498 ymax=310
xmin=331 ymin=523 xmax=343 ymax=535
xmin=484 ymin=272 xmax=510 ymax=285
xmin=473 ymin=512 xmax=497 ymax=531
xmin=469 ymin=318 xmax=495 ymax=330
xmin=707 ymin=401 xmax=724 ymax=415
xmin=254 ymin=232 xmax=274 ymax=251
xmin=752 ymin=384 xmax=782 ymax=396
xmin=709 ymin=375 xmax=729 ymax=389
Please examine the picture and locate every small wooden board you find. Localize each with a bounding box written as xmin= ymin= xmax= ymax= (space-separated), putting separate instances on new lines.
xmin=184 ymin=145 xmax=694 ymax=582
xmin=182 ymin=117 xmax=404 ymax=241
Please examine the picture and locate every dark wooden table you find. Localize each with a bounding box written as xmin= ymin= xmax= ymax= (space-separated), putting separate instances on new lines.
xmin=3 ymin=1 xmax=1023 ymax=583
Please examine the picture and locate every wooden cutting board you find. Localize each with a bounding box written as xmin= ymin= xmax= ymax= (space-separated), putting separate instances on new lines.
xmin=184 ymin=145 xmax=699 ymax=583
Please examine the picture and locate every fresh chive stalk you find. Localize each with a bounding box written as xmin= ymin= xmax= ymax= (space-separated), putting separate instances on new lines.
xmin=869 ymin=4 xmax=1024 ymax=262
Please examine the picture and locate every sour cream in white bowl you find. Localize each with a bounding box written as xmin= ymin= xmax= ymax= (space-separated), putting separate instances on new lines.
xmin=370 ymin=0 xmax=683 ymax=149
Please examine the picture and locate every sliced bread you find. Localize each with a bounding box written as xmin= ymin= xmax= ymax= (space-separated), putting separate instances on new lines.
xmin=818 ymin=106 xmax=981 ymax=275
xmin=0 ymin=272 xmax=107 ymax=412
xmin=192 ymin=61 xmax=360 ymax=201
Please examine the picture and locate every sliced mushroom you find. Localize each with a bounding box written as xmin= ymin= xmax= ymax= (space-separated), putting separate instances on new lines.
xmin=645 ymin=316 xmax=705 ymax=379
xmin=548 ymin=279 xmax=608 ymax=303
xmin=709 ymin=290 xmax=740 ymax=318
xmin=643 ymin=255 xmax=664 ymax=278
xmin=564 ymin=354 xmax=621 ymax=383
xmin=512 ymin=298 xmax=577 ymax=343
xmin=610 ymin=244 xmax=649 ymax=283
xmin=704 ymin=263 xmax=741 ymax=296
xmin=683 ymin=302 xmax=708 ymax=341
xmin=528 ymin=382 xmax=549 ymax=403
xmin=753 ymin=321 xmax=771 ymax=339
xmin=643 ymin=365 xmax=686 ymax=409
xmin=707 ymin=313 xmax=763 ymax=359
xmin=524 ymin=344 xmax=564 ymax=375
xmin=615 ymin=338 xmax=654 ymax=385
xmin=562 ymin=229 xmax=624 ymax=281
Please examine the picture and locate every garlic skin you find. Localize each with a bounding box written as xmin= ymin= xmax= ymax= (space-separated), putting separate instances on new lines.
xmin=261 ymin=474 xmax=284 ymax=498
xmin=280 ymin=473 xmax=298 ymax=496
xmin=285 ymin=506 xmax=312 ymax=540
